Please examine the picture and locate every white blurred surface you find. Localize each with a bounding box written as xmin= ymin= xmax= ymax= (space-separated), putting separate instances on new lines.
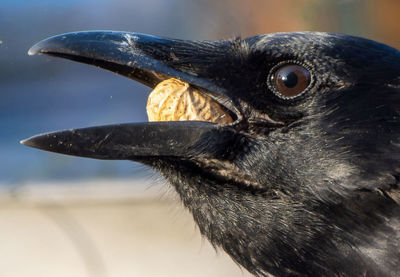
xmin=0 ymin=180 xmax=252 ymax=277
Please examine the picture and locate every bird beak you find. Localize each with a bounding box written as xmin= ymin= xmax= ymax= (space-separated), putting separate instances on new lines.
xmin=21 ymin=31 xmax=239 ymax=161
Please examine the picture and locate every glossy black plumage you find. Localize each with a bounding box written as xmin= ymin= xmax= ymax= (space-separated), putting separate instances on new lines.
xmin=23 ymin=31 xmax=400 ymax=276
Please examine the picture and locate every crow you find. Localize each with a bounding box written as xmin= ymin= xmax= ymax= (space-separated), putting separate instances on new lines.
xmin=22 ymin=31 xmax=400 ymax=276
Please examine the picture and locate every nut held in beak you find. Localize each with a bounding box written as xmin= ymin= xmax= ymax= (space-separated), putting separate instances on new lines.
xmin=146 ymin=78 xmax=233 ymax=124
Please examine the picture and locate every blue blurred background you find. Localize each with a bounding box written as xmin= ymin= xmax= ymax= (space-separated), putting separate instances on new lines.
xmin=2 ymin=0 xmax=400 ymax=185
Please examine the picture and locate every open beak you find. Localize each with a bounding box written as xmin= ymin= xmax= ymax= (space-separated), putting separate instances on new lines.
xmin=21 ymin=31 xmax=240 ymax=161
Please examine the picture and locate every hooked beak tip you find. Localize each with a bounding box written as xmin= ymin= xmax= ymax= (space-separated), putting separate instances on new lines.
xmin=20 ymin=136 xmax=43 ymax=148
xmin=28 ymin=45 xmax=39 ymax=56
xmin=20 ymin=138 xmax=34 ymax=147
xmin=27 ymin=49 xmax=36 ymax=56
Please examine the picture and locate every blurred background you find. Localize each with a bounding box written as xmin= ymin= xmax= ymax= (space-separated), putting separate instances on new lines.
xmin=1 ymin=0 xmax=400 ymax=276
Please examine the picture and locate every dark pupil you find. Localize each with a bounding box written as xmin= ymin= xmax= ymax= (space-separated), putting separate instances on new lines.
xmin=281 ymin=71 xmax=298 ymax=88
xmin=273 ymin=64 xmax=311 ymax=98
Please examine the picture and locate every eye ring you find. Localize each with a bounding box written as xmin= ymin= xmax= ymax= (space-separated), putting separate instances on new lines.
xmin=268 ymin=62 xmax=313 ymax=100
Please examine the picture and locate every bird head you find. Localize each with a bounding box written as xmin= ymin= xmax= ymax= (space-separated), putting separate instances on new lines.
xmin=23 ymin=31 xmax=400 ymax=276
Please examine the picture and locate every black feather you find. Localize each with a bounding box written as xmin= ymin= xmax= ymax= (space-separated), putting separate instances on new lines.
xmin=149 ymin=32 xmax=400 ymax=276
xmin=25 ymin=31 xmax=400 ymax=276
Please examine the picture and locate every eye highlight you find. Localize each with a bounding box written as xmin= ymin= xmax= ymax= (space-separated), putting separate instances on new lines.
xmin=270 ymin=64 xmax=311 ymax=98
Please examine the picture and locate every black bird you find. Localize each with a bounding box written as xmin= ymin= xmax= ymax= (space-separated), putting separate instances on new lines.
xmin=22 ymin=31 xmax=400 ymax=276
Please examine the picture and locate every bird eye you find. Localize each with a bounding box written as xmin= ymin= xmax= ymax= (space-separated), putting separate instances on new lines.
xmin=271 ymin=64 xmax=311 ymax=98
